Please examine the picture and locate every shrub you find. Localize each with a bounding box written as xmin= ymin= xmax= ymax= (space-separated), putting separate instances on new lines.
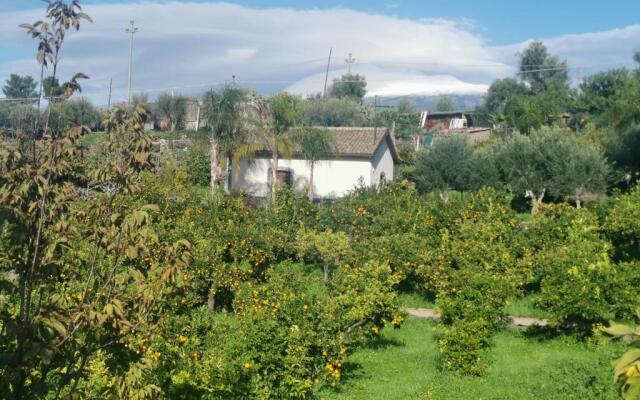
xmin=535 ymin=215 xmax=640 ymax=326
xmin=604 ymin=311 xmax=640 ymax=400
xmin=149 ymin=261 xmax=401 ymax=399
xmin=438 ymin=271 xmax=514 ymax=328
xmin=64 ymin=97 xmax=102 ymax=130
xmin=604 ymin=185 xmax=640 ymax=262
xmin=417 ymin=188 xmax=532 ymax=296
xmin=437 ymin=270 xmax=515 ymax=375
xmin=184 ymin=147 xmax=210 ymax=186
xmin=528 ymin=203 xmax=640 ymax=328
xmin=438 ymin=319 xmax=493 ymax=376
xmin=155 ymin=92 xmax=188 ymax=131
xmin=412 ymin=134 xmax=474 ymax=200
xmin=425 ymin=189 xmax=527 ymax=375
xmin=295 ymin=228 xmax=351 ymax=283
xmin=304 ymin=97 xmax=365 ymax=127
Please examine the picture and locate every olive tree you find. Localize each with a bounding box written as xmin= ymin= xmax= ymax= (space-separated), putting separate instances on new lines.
xmin=154 ymin=92 xmax=187 ymax=131
xmin=304 ymin=97 xmax=365 ymax=127
xmin=493 ymin=129 xmax=610 ymax=213
xmin=412 ymin=134 xmax=473 ymax=202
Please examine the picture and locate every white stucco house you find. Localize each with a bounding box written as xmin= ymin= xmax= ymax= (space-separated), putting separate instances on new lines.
xmin=230 ymin=127 xmax=398 ymax=199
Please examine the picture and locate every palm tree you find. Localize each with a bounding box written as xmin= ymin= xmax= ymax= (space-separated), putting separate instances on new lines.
xmin=264 ymin=93 xmax=306 ymax=202
xmin=204 ymin=86 xmax=258 ymax=200
xmin=296 ymin=128 xmax=334 ymax=200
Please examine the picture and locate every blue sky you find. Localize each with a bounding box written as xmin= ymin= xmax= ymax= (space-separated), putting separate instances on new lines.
xmin=1 ymin=1 xmax=639 ymax=103
xmin=4 ymin=0 xmax=640 ymax=45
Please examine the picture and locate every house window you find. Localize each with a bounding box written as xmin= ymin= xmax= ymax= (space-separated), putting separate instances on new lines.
xmin=380 ymin=172 xmax=386 ymax=183
xmin=268 ymin=168 xmax=293 ymax=186
xmin=276 ymin=169 xmax=292 ymax=186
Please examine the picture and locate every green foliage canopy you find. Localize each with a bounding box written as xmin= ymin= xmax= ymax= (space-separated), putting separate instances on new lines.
xmin=2 ymin=74 xmax=38 ymax=99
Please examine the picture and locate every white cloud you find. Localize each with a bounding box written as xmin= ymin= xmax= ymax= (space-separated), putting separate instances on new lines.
xmin=491 ymin=25 xmax=640 ymax=74
xmin=0 ymin=2 xmax=639 ymax=105
xmin=286 ymin=65 xmax=489 ymax=97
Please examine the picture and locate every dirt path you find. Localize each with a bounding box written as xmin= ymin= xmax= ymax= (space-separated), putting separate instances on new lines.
xmin=405 ymin=308 xmax=548 ymax=327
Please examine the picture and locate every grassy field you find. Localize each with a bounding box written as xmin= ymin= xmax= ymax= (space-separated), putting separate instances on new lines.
xmin=319 ymin=318 xmax=623 ymax=400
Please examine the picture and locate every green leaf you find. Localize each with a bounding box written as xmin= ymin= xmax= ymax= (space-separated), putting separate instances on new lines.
xmin=605 ymin=324 xmax=636 ymax=337
xmin=613 ymin=349 xmax=640 ymax=376
xmin=125 ymin=246 xmax=138 ymax=259
xmin=44 ymin=318 xmax=67 ymax=337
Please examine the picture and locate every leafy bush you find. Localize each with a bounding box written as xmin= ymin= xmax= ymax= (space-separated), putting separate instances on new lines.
xmin=604 ymin=185 xmax=640 ymax=261
xmin=154 ymin=92 xmax=188 ymax=131
xmin=147 ymin=261 xmax=401 ymax=399
xmin=533 ymin=204 xmax=640 ymax=327
xmin=412 ymin=134 xmax=474 ymax=199
xmin=438 ymin=271 xmax=515 ymax=328
xmin=438 ymin=319 xmax=493 ymax=376
xmin=417 ymin=188 xmax=531 ymax=296
xmin=295 ymin=228 xmax=351 ymax=283
xmin=422 ymin=189 xmax=527 ymax=375
xmin=604 ymin=311 xmax=640 ymax=400
xmin=304 ymin=97 xmax=365 ymax=127
xmin=64 ymin=97 xmax=102 ymax=130
xmin=184 ymin=147 xmax=210 ymax=186
xmin=437 ymin=270 xmax=515 ymax=375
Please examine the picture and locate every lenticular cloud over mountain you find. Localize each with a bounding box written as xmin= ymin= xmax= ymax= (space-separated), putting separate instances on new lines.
xmin=1 ymin=1 xmax=639 ymax=103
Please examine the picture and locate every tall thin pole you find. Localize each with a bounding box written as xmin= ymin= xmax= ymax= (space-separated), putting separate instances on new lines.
xmin=126 ymin=20 xmax=139 ymax=104
xmin=345 ymin=53 xmax=355 ymax=74
xmin=322 ymin=48 xmax=332 ymax=97
xmin=107 ymin=78 xmax=113 ymax=108
xmin=37 ymin=64 xmax=45 ymax=111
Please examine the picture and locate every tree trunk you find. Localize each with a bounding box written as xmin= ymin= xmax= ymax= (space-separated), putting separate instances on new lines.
xmin=37 ymin=64 xmax=45 ymax=111
xmin=210 ymin=138 xmax=220 ymax=201
xmin=575 ymin=187 xmax=584 ymax=209
xmin=439 ymin=191 xmax=449 ymax=203
xmin=308 ymin=161 xmax=315 ymax=201
xmin=525 ymin=189 xmax=546 ymax=215
xmin=323 ymin=262 xmax=329 ymax=284
xmin=225 ymin=157 xmax=232 ymax=193
xmin=271 ymin=148 xmax=278 ymax=203
xmin=207 ymin=291 xmax=215 ymax=312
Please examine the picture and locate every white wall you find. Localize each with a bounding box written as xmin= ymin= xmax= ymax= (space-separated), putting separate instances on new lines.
xmin=232 ymin=157 xmax=373 ymax=199
xmin=371 ymin=139 xmax=395 ymax=184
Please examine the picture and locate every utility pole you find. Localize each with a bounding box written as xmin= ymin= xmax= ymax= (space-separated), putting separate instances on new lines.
xmin=126 ymin=20 xmax=139 ymax=104
xmin=322 ymin=48 xmax=332 ymax=97
xmin=345 ymin=53 xmax=355 ymax=74
xmin=107 ymin=78 xmax=113 ymax=108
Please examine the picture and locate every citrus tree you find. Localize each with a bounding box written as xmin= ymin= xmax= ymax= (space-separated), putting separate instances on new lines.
xmin=605 ymin=313 xmax=640 ymax=400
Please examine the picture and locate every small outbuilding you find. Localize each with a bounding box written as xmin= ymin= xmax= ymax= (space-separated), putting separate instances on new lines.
xmin=230 ymin=127 xmax=398 ymax=199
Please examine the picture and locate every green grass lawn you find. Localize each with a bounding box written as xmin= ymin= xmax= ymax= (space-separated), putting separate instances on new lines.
xmin=319 ymin=318 xmax=623 ymax=400
xmin=504 ymin=296 xmax=551 ymax=319
xmin=398 ymin=292 xmax=436 ymax=309
xmin=400 ymin=292 xmax=550 ymax=320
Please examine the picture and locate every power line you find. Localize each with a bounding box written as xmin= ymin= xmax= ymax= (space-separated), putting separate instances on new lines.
xmin=0 ymin=96 xmax=66 ymax=102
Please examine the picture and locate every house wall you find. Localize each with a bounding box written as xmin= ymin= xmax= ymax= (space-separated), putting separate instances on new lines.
xmin=371 ymin=139 xmax=395 ymax=184
xmin=232 ymin=157 xmax=373 ymax=199
xmin=184 ymin=100 xmax=205 ymax=131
